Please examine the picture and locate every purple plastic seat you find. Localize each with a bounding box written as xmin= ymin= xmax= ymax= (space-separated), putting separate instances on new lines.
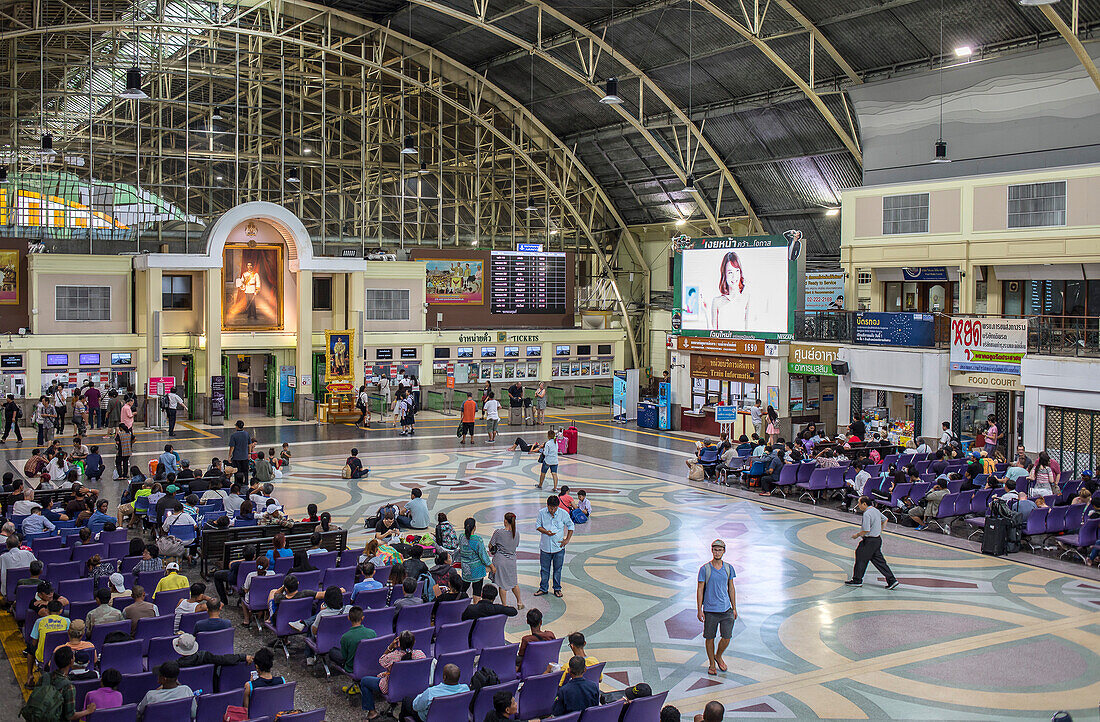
xmin=383 ymin=657 xmax=432 ymax=704
xmin=433 ymin=620 xmax=473 ymax=657
xmin=395 ymin=602 xmax=434 ymax=634
xmin=1022 ymin=508 xmax=1051 ymax=550
xmin=578 ymin=700 xmax=626 ymax=722
xmin=69 ymin=600 xmax=97 ymax=622
xmin=178 ymin=663 xmax=214 ymax=695
xmin=100 ymin=640 xmax=144 ymax=674
xmin=118 ymin=672 xmax=157 ymax=705
xmin=134 ymin=614 xmax=174 ymax=656
xmin=338 ymin=550 xmax=359 ymax=568
xmin=135 ymin=570 xmax=164 ymax=591
xmin=231 ymin=561 xmax=258 ymax=595
xmin=517 ymin=670 xmax=560 ymax=719
xmin=771 ymin=464 xmax=798 ymax=496
xmin=197 ymin=627 xmax=235 ymax=655
xmin=264 ymin=596 xmax=314 ymax=658
xmin=350 ymin=633 xmax=395 ymax=679
xmin=88 ymin=703 xmax=138 ymax=722
xmin=469 ymin=614 xmax=507 ymax=650
xmin=621 ymin=692 xmax=670 ymax=722
xmin=243 ymin=574 xmax=284 ymax=629
xmin=71 ymin=677 xmax=100 ymax=709
xmin=1057 ymin=518 xmax=1099 ymax=561
xmin=360 ymin=606 xmax=395 ymax=635
xmin=433 ymin=649 xmax=476 ymax=684
xmin=1065 ymin=503 xmax=1085 ymax=531
xmin=273 ymin=710 xmax=326 ymax=722
xmin=146 ymin=635 xmax=180 ymax=672
xmin=352 ymin=587 xmax=390 ymax=610
xmin=582 ymin=662 xmax=605 ymax=684
xmin=59 ymin=578 xmax=94 ymax=603
xmin=519 ymin=637 xmax=563 ymax=679
xmin=476 ymin=643 xmax=519 ymax=683
xmin=322 ymin=565 xmax=354 ymax=590
xmin=45 ymin=561 xmax=82 ymax=587
xmin=472 ymin=681 xmax=520 ymax=722
xmin=216 ymin=661 xmax=254 ymax=694
xmin=924 ymin=494 xmax=959 ymax=534
xmin=90 ymin=620 xmax=131 ymax=651
xmin=293 ymin=569 xmax=322 ymax=591
xmin=14 ymin=584 xmax=37 ymax=622
xmin=178 ymin=611 xmax=206 ymax=635
xmin=372 ymin=564 xmax=391 ymax=582
xmin=39 ymin=548 xmax=73 ymax=566
xmin=140 ymin=696 xmax=192 ymax=720
xmin=73 ymin=543 xmax=106 ymax=565
xmin=152 ymin=588 xmax=189 ymax=617
xmin=249 ymin=680 xmax=297 ymax=720
xmin=30 ymin=536 xmax=62 ymax=554
xmin=111 ymin=596 xmax=135 ymax=613
xmin=310 ymin=551 xmax=338 ymax=571
xmin=306 ymin=613 xmax=351 ymax=677
xmin=547 ymin=713 xmax=581 ymax=722
xmin=406 ymin=626 xmax=434 ymax=658
xmin=433 ymin=599 xmax=470 ymax=630
xmin=195 ymin=688 xmax=242 ymax=722
xmin=796 ymin=468 xmax=830 ymax=504
xmin=118 ymin=556 xmax=141 ymax=575
xmin=420 ymin=690 xmax=474 ymax=722
xmin=272 ymin=555 xmax=294 ymax=574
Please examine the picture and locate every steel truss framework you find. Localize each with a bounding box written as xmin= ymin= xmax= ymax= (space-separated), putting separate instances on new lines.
xmin=0 ymin=0 xmax=653 ymax=363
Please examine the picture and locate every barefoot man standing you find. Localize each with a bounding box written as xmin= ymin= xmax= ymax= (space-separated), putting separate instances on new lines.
xmin=697 ymin=539 xmax=737 ymax=675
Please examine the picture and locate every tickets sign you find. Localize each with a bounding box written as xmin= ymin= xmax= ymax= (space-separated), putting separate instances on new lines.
xmin=950 ymin=317 xmax=1027 ymax=375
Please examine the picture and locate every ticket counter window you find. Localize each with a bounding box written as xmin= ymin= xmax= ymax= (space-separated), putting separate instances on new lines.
xmin=691 ymin=377 xmax=758 ymax=412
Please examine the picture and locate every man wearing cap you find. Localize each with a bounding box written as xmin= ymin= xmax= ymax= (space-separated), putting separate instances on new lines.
xmin=153 ymin=561 xmax=188 ymax=600
xmin=624 ymin=683 xmax=653 ymax=712
xmin=86 ymin=587 xmax=124 ymax=632
xmin=697 ymin=538 xmax=737 ymax=675
xmin=170 ymin=632 xmax=252 ymax=669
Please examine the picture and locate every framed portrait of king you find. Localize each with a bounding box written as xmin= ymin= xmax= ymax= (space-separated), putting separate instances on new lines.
xmin=223 ymin=244 xmax=283 ymax=330
xmin=326 ymin=330 xmax=354 ymax=382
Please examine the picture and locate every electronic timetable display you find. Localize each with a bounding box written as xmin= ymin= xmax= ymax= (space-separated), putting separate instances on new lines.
xmin=489 ymin=251 xmax=567 ymax=315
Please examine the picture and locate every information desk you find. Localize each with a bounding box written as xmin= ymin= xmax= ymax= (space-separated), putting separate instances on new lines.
xmin=680 ymin=407 xmax=752 ymax=438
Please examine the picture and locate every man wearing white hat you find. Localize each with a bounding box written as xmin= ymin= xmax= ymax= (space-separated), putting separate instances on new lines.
xmin=171 ymin=632 xmax=253 ymax=670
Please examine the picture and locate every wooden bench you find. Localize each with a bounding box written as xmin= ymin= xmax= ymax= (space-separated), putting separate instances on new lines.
xmin=199 ymin=521 xmax=324 ymax=577
xmin=1 ymin=489 xmax=76 ymax=516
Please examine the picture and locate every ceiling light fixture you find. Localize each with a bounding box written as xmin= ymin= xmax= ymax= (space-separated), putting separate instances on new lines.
xmin=931 ymin=139 xmax=951 ymax=163
xmin=401 ymin=135 xmax=417 ymax=155
xmin=215 ymin=174 xmax=223 ymax=181
xmin=684 ymin=173 xmax=697 ymax=193
xmin=118 ymin=67 xmax=147 ymax=99
xmin=211 ymin=106 xmax=224 ymax=120
xmin=825 ymin=208 xmax=840 ymax=217
xmin=931 ymin=0 xmax=952 ymax=165
xmin=954 ymin=45 xmax=973 ymax=57
xmin=524 ymin=198 xmax=538 ymax=212
xmin=419 ymin=161 xmax=430 ymax=175
xmin=675 ymin=218 xmax=687 ymax=227
xmin=1018 ymin=0 xmax=1059 ymax=6
xmin=599 ymin=77 xmax=623 ymax=105
xmin=303 ymin=146 xmax=312 ymax=155
xmin=286 ymin=168 xmax=301 ymax=184
xmin=549 ymin=229 xmax=559 ymax=236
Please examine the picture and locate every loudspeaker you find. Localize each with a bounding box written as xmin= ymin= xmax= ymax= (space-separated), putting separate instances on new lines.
xmin=831 ymin=360 xmax=849 ymax=375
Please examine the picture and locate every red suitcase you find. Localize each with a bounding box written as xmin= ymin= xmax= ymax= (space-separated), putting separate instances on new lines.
xmin=564 ymin=424 xmax=579 ymax=455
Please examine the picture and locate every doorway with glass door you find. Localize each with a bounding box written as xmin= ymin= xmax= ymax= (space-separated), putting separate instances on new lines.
xmin=223 ymin=353 xmax=278 ymax=419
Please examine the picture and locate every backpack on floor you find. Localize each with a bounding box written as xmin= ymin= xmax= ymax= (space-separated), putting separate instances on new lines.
xmin=570 ymin=508 xmax=589 ymax=524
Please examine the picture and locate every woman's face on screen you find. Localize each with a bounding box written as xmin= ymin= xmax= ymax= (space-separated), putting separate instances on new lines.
xmin=725 ymin=261 xmax=741 ymax=292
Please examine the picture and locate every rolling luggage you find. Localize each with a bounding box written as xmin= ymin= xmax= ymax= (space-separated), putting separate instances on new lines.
xmin=982 ymin=516 xmax=1009 ymax=556
xmin=563 ymin=424 xmax=579 ymax=455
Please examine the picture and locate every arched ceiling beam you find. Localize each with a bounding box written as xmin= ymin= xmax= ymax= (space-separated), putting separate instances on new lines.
xmin=692 ymin=0 xmax=863 ymax=166
xmin=771 ymin=0 xmax=861 ymax=85
xmin=404 ymin=0 xmax=762 ymax=234
xmin=4 ymin=15 xmax=643 ymax=365
xmin=1035 ymin=3 xmax=1100 ymax=93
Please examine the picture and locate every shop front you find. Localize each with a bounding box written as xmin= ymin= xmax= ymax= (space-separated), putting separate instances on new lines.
xmin=787 ymin=343 xmax=840 ymax=436
xmin=949 ymin=372 xmax=1020 ymax=454
xmin=681 ymin=350 xmax=759 ymax=437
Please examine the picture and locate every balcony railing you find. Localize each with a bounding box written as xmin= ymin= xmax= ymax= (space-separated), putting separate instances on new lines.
xmin=794 ymin=311 xmax=853 ymax=342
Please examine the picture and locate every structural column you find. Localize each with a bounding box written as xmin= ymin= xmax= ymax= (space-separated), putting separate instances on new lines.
xmin=204 ymin=268 xmax=223 ymax=424
xmin=347 ymin=272 xmax=365 ymax=392
xmin=142 ymin=268 xmax=164 ymax=381
xmin=296 ymin=270 xmax=314 ymax=421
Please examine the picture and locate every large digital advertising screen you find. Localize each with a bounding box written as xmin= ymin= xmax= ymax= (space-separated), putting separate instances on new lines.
xmin=675 ymin=235 xmax=797 ymax=340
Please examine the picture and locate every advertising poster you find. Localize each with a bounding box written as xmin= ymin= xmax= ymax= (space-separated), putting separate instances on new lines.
xmin=0 ymin=250 xmax=18 ymax=304
xmin=767 ymin=385 xmax=779 ymax=412
xmin=325 ymin=330 xmax=354 ymax=381
xmin=676 ymin=235 xmax=795 ymax=339
xmin=790 ymin=376 xmax=804 ymax=412
xmin=854 ymin=312 xmax=935 ymax=347
xmin=612 ymin=370 xmax=628 ymax=419
xmin=423 ymin=259 xmax=483 ymax=304
xmin=950 ymin=317 xmax=1028 ymax=374
xmin=210 ymin=376 xmax=226 ymax=418
xmin=804 ymin=271 xmax=845 ymax=311
xmin=223 ymin=244 xmax=282 ymax=330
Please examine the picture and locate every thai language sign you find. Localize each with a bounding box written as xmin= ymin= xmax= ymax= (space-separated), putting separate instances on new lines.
xmin=950 ymin=317 xmax=1027 ymax=375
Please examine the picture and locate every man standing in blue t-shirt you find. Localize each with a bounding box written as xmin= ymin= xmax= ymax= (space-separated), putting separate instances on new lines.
xmin=696 ymin=538 xmax=737 ymax=676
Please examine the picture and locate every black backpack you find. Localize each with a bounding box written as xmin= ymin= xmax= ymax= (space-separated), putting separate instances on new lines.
xmin=469 ymin=667 xmax=500 ymax=692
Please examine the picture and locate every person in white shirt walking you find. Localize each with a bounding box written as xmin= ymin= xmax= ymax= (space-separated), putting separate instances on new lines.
xmin=535 ymin=428 xmax=560 ymax=491
xmin=483 ymin=392 xmax=501 ymax=443
xmin=845 ymin=496 xmax=900 ymax=589
xmin=748 ymin=400 xmax=763 ymax=439
xmin=355 ymin=385 xmax=371 ymax=429
xmin=165 ymin=387 xmax=187 ymax=437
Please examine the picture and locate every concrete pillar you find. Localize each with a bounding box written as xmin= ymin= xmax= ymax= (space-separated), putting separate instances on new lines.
xmin=296 ymin=269 xmax=314 ymax=421
xmin=346 ymin=272 xmax=365 ymax=391
xmin=204 ymin=268 xmax=222 ymax=424
xmin=25 ymin=349 xmax=41 ymax=401
xmin=959 ymin=262 xmax=977 ymax=315
xmin=142 ymin=268 xmax=164 ymax=381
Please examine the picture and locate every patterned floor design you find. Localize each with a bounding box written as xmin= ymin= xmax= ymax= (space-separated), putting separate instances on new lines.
xmin=259 ymin=445 xmax=1100 ymax=720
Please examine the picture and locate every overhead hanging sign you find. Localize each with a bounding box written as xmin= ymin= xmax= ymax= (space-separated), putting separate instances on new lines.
xmin=949 ymin=317 xmax=1028 ymax=375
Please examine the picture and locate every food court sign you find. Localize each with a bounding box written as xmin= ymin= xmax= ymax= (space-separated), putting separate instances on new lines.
xmin=950 ymin=317 xmax=1028 ymax=375
xmin=788 ymin=343 xmax=838 ymax=376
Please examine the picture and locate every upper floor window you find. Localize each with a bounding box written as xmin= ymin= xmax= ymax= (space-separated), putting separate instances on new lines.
xmin=1007 ymin=181 xmax=1066 ymax=228
xmin=882 ymin=193 xmax=929 ymax=235
xmin=56 ymin=285 xmax=111 ymax=321
xmin=162 ymin=274 xmax=192 ymax=310
xmin=365 ymin=288 xmax=410 ymax=321
xmin=313 ymin=276 xmax=333 ymax=311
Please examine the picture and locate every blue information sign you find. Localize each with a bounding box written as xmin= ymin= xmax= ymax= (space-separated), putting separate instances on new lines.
xmin=714 ymin=406 xmax=738 ymax=423
xmin=854 ymin=312 xmax=935 ymax=347
xmin=516 ymin=243 xmax=544 ymax=253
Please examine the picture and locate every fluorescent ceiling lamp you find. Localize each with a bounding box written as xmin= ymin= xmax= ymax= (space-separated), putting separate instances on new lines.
xmin=401 ymin=135 xmax=417 ymax=155
xmin=303 ymin=147 xmax=312 ymax=155
xmin=419 ymin=161 xmax=430 ymax=175
xmin=825 ymin=208 xmax=840 ymax=217
xmin=286 ymin=169 xmax=301 ymax=183
xmin=1018 ymin=0 xmax=1059 ymax=5
xmin=215 ymin=174 xmax=223 ymax=181
xmin=954 ymin=45 xmax=973 ymax=57
xmin=599 ymin=77 xmax=623 ymax=105
xmin=211 ymin=106 xmax=224 ymax=120
xmin=549 ymin=229 xmax=559 ymax=236
xmin=523 ymin=198 xmax=538 ymax=211
xmin=684 ymin=173 xmax=697 ymax=193
xmin=118 ymin=67 xmax=147 ymax=99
